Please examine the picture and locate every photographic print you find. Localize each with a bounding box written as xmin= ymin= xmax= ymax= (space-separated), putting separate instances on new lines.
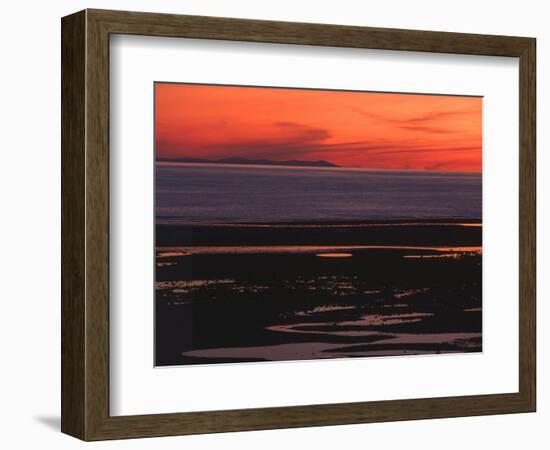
xmin=154 ymin=83 xmax=482 ymax=366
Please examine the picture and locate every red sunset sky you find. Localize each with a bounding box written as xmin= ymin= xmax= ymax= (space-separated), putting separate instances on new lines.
xmin=155 ymin=83 xmax=482 ymax=173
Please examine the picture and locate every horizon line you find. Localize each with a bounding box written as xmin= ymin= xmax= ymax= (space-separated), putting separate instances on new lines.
xmin=156 ymin=159 xmax=482 ymax=175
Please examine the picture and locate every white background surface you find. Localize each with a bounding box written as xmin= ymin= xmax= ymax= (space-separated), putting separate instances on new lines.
xmin=0 ymin=0 xmax=547 ymax=449
xmin=110 ymin=35 xmax=519 ymax=416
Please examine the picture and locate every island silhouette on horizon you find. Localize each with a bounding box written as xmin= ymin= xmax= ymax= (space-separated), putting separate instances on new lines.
xmin=157 ymin=156 xmax=339 ymax=168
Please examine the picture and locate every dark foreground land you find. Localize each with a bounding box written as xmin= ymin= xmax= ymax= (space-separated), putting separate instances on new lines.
xmin=155 ymin=220 xmax=482 ymax=366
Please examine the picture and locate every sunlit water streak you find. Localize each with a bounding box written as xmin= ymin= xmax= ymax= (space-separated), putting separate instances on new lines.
xmin=157 ymin=245 xmax=482 ymax=256
xmin=181 ymin=332 xmax=482 ymax=361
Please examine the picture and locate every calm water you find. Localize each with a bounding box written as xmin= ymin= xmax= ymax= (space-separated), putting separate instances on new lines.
xmin=156 ymin=162 xmax=481 ymax=224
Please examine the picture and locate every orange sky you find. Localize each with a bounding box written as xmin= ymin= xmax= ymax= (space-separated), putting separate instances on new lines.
xmin=155 ymin=83 xmax=482 ymax=172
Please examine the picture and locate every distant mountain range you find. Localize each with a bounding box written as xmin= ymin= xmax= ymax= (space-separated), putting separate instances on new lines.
xmin=158 ymin=156 xmax=339 ymax=168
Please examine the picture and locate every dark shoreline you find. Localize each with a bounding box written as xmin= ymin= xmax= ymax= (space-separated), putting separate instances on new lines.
xmin=158 ymin=218 xmax=482 ymax=225
xmin=156 ymin=218 xmax=482 ymax=247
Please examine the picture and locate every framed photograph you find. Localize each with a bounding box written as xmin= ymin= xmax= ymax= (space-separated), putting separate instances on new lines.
xmin=61 ymin=9 xmax=536 ymax=440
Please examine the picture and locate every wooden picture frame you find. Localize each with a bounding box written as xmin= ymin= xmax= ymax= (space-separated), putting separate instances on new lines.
xmin=61 ymin=8 xmax=536 ymax=441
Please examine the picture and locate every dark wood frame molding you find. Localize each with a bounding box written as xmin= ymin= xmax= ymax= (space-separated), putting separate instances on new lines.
xmin=61 ymin=9 xmax=536 ymax=441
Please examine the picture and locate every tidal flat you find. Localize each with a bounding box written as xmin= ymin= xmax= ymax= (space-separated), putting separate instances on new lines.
xmin=155 ymin=220 xmax=482 ymax=366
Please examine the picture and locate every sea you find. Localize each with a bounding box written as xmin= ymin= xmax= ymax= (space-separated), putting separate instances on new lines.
xmin=155 ymin=162 xmax=482 ymax=224
xmin=155 ymin=161 xmax=483 ymax=365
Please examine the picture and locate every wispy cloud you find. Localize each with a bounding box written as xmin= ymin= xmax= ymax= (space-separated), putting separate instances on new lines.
xmin=352 ymin=108 xmax=475 ymax=135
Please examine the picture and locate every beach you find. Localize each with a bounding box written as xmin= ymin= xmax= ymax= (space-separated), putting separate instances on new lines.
xmin=155 ymin=219 xmax=482 ymax=366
